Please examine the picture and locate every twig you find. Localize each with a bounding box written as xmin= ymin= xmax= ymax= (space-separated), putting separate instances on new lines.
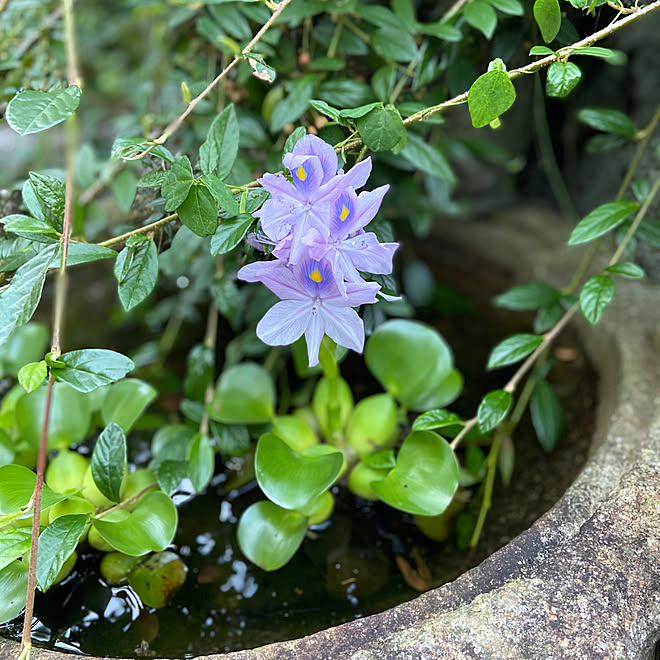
xmin=16 ymin=6 xmax=63 ymax=59
xmin=442 ymin=0 xmax=471 ymax=22
xmin=96 ymin=213 xmax=178 ymax=247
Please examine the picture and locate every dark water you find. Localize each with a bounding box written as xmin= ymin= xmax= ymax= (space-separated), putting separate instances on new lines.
xmin=0 ymin=242 xmax=597 ymax=658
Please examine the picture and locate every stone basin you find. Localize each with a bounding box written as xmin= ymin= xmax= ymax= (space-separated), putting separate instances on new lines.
xmin=3 ymin=209 xmax=659 ymax=660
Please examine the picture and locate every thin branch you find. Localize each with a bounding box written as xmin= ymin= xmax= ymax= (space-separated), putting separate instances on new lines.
xmin=442 ymin=0 xmax=471 ymax=22
xmin=96 ymin=213 xmax=178 ymax=248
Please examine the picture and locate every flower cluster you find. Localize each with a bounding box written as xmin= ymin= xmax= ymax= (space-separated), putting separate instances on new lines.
xmin=238 ymin=134 xmax=398 ymax=367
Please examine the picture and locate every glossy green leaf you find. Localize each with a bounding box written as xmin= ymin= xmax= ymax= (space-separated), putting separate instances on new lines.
xmin=18 ymin=360 xmax=47 ymax=393
xmin=533 ymin=0 xmax=561 ymax=43
xmin=6 ymin=86 xmax=81 ymax=135
xmin=477 ymin=389 xmax=512 ymax=433
xmin=419 ymin=21 xmax=462 ymax=41
xmin=464 ymin=0 xmax=497 ymax=38
xmin=161 ymin=156 xmax=194 ymax=212
xmin=605 ymin=262 xmax=645 ymax=279
xmin=530 ymin=379 xmax=563 ymax=452
xmin=91 ymin=423 xmax=127 ymax=502
xmin=546 ymin=61 xmax=582 ymax=98
xmin=187 ymin=433 xmax=214 ymax=493
xmin=62 ymin=243 xmax=118 ymax=267
xmin=372 ymin=27 xmax=419 ymax=62
xmin=184 ymin=344 xmax=214 ymax=402
xmin=0 ymin=243 xmax=59 ymax=347
xmin=101 ymin=378 xmax=157 ymax=432
xmin=113 ymin=240 xmax=158 ymax=311
xmin=0 ymin=560 xmax=28 ymax=624
xmin=494 ymin=281 xmax=559 ymax=311
xmin=156 ymin=460 xmax=189 ymax=496
xmin=111 ymin=137 xmax=174 ymax=163
xmin=356 ymin=106 xmax=406 ymax=152
xmin=112 ymin=170 xmax=138 ymax=214
xmin=0 ymin=530 xmax=31 ymax=572
xmin=15 ymin=382 xmax=91 ymax=450
xmin=270 ymin=78 xmax=316 ymax=133
xmin=29 ymin=171 xmax=66 ymax=231
xmin=92 ymin=491 xmax=178 ymax=557
xmin=371 ymin=431 xmax=459 ymax=516
xmin=0 ymin=465 xmax=68 ymax=516
xmin=200 ymin=104 xmax=239 ymax=179
xmin=487 ymin=333 xmax=543 ymax=369
xmin=576 ymin=108 xmax=636 ymax=138
xmin=468 ymin=70 xmax=516 ymax=128
xmin=237 ymin=501 xmax=308 ymax=571
xmin=412 ymin=409 xmax=463 ymax=432
xmin=207 ymin=362 xmax=275 ymax=424
xmin=530 ymin=45 xmax=555 ymax=56
xmin=36 ymin=514 xmax=88 ymax=591
xmin=0 ymin=214 xmax=59 ymax=243
xmin=128 ymin=551 xmax=187 ymax=609
xmin=400 ymin=133 xmax=455 ymax=183
xmin=405 ymin=368 xmax=463 ymax=412
xmin=365 ymin=320 xmax=454 ymax=408
xmin=571 ymin=46 xmax=626 ymax=65
xmin=54 ymin=349 xmax=134 ymax=393
xmin=210 ymin=421 xmax=251 ymax=458
xmin=210 ymin=214 xmax=255 ymax=255
xmin=0 ymin=322 xmax=49 ymax=377
xmin=255 ymin=433 xmax=342 ymax=510
xmin=568 ymin=201 xmax=638 ymax=246
xmin=200 ymin=174 xmax=239 ymax=216
xmin=579 ymin=274 xmax=615 ymax=325
xmin=177 ymin=184 xmax=218 ymax=237
xmin=489 ymin=0 xmax=524 ymax=15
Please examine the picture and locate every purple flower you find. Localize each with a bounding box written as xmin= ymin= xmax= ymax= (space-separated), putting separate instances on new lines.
xmin=238 ymin=258 xmax=380 ymax=366
xmin=305 ymin=185 xmax=398 ymax=295
xmin=255 ymin=136 xmax=372 ymax=266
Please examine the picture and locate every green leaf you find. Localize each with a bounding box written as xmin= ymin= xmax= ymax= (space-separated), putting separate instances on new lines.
xmin=92 ymin=491 xmax=178 ymax=557
xmin=29 ymin=171 xmax=66 ymax=229
xmin=210 ymin=213 xmax=255 ymax=255
xmin=365 ymin=320 xmax=454 ymax=410
xmin=0 ymin=243 xmax=60 ymax=347
xmin=392 ymin=0 xmax=416 ymax=30
xmin=207 ymin=362 xmax=275 ymax=424
xmin=54 ymin=349 xmax=134 ymax=393
xmin=113 ymin=240 xmax=159 ymax=311
xmin=244 ymin=53 xmax=277 ymax=83
xmin=284 ymin=126 xmax=307 ymax=154
xmin=488 ymin=0 xmax=524 ymax=15
xmin=177 ymin=184 xmax=218 ymax=237
xmin=571 ymin=46 xmax=626 ymax=65
xmin=356 ymin=106 xmax=406 ymax=152
xmin=5 ymin=86 xmax=81 ymax=136
xmin=210 ymin=421 xmax=250 ymax=458
xmin=529 ymin=45 xmax=555 ymax=56
xmin=340 ymin=102 xmax=383 ymax=120
xmin=200 ymin=174 xmax=239 ymax=216
xmin=15 ymin=382 xmax=91 ymax=450
xmin=371 ymin=27 xmax=419 ymax=62
xmin=187 ymin=432 xmax=214 ymax=493
xmin=477 ymin=389 xmax=512 ymax=433
xmin=200 ymin=104 xmax=239 ymax=179
xmin=111 ymin=169 xmax=138 ymax=214
xmin=0 ymin=464 xmax=68 ymax=515
xmin=127 ymin=551 xmax=187 ymax=609
xmin=487 ymin=333 xmax=543 ymax=369
xmin=579 ymin=274 xmax=615 ymax=325
xmin=412 ymin=409 xmax=463 ymax=431
xmin=237 ymin=501 xmax=308 ymax=571
xmin=530 ymin=379 xmax=563 ymax=452
xmin=255 ymin=433 xmax=342 ymax=510
xmin=419 ymin=22 xmax=462 ymax=41
xmin=546 ymin=61 xmax=582 ymax=98
xmin=91 ymin=423 xmax=127 ymax=502
xmin=371 ymin=430 xmax=459 ymax=516
xmin=494 ymin=281 xmax=559 ymax=311
xmin=468 ymin=69 xmax=516 ymax=128
xmin=0 ymin=214 xmax=59 ymax=243
xmin=137 ymin=170 xmax=168 ymax=188
xmin=270 ymin=77 xmax=316 ymax=133
xmin=567 ymin=201 xmax=638 ymax=246
xmin=101 ymin=378 xmax=157 ymax=432
xmin=36 ymin=514 xmax=88 ymax=591
xmin=18 ymin=361 xmax=47 ymax=393
xmin=161 ymin=156 xmax=194 ymax=212
xmin=533 ymin=0 xmax=561 ymax=43
xmin=156 ymin=460 xmax=189 ymax=496
xmin=576 ymin=108 xmax=636 ymax=138
xmin=111 ymin=137 xmax=174 ymax=163
xmin=400 ymin=133 xmax=455 ymax=183
xmin=0 ymin=322 xmax=49 ymax=377
xmin=62 ymin=243 xmax=118 ymax=267
xmin=309 ymin=99 xmax=344 ymax=124
xmin=464 ymin=0 xmax=497 ymax=39
xmin=0 ymin=530 xmax=31 ymax=572
xmin=605 ymin=262 xmax=645 ymax=279
xmin=0 ymin=560 xmax=28 ymax=625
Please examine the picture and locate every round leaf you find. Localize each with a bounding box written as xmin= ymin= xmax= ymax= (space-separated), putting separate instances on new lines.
xmin=207 ymin=362 xmax=275 ymax=424
xmin=356 ymin=106 xmax=406 ymax=152
xmin=468 ymin=70 xmax=516 ymax=128
xmin=128 ymin=551 xmax=188 ymax=609
xmin=18 ymin=360 xmax=47 ymax=393
xmin=371 ymin=430 xmax=459 ymax=516
xmin=0 ymin=560 xmax=28 ymax=624
xmin=101 ymin=378 xmax=157 ymax=432
xmin=55 ymin=348 xmax=134 ymax=393
xmin=6 ymin=86 xmax=81 ymax=136
xmin=237 ymin=501 xmax=308 ymax=571
xmin=177 ymin=184 xmax=219 ymax=237
xmin=255 ymin=433 xmax=343 ymax=510
xmin=546 ymin=61 xmax=582 ymax=98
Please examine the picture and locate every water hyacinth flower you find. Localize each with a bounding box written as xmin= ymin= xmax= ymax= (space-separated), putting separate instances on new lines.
xmin=238 ymin=259 xmax=380 ymax=366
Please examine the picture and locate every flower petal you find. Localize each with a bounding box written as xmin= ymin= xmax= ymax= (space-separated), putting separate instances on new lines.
xmin=291 ymin=134 xmax=338 ymax=184
xmin=304 ymin=308 xmax=324 ymax=367
xmin=351 ymin=185 xmax=389 ymax=233
xmin=336 ymin=158 xmax=372 ymax=190
xmin=340 ymin=232 xmax=398 ymax=274
xmin=257 ymin=299 xmax=310 ymax=347
xmin=283 ymin=154 xmax=324 ymax=199
xmin=237 ymin=260 xmax=307 ymax=301
xmin=320 ymin=304 xmax=365 ymax=354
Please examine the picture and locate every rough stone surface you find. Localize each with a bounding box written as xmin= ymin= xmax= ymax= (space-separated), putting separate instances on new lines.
xmin=2 ymin=210 xmax=659 ymax=660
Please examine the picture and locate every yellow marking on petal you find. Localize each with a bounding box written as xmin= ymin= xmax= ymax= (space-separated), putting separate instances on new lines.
xmin=339 ymin=205 xmax=349 ymax=221
xmin=297 ymin=165 xmax=307 ymax=181
xmin=308 ymin=268 xmax=323 ymax=283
